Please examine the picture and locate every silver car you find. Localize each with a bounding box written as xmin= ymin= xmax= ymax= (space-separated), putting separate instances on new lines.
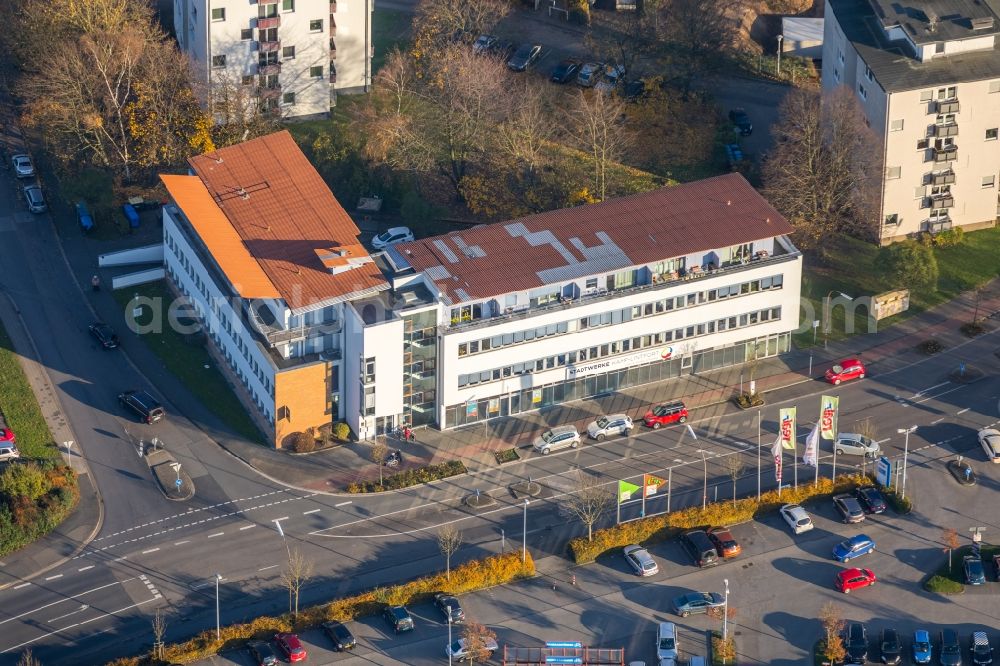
xmin=834 ymin=433 xmax=880 ymax=458
xmin=23 ymin=184 xmax=46 ymax=213
xmin=623 ymin=544 xmax=658 ymax=576
xmin=587 ymin=414 xmax=633 ymax=441
xmin=12 ymin=154 xmax=34 ymax=178
xmin=533 ymin=425 xmax=580 ymax=454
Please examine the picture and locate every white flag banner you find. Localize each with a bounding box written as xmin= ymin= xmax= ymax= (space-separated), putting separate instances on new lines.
xmin=803 ymin=424 xmax=820 ymax=467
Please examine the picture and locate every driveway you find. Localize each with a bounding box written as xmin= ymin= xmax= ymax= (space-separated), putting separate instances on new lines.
xmin=698 ymin=75 xmax=790 ymax=160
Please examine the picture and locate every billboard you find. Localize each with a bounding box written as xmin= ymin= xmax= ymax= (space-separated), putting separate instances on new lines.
xmin=872 ymin=289 xmax=910 ymax=321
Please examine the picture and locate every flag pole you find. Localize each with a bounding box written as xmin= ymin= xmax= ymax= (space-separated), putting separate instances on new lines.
xmin=793 ymin=437 xmax=798 ymax=489
xmin=641 ymin=475 xmax=647 ymax=518
xmin=616 ymin=482 xmax=621 ymax=525
xmin=756 ymin=409 xmax=762 ymax=500
xmin=667 ymin=468 xmax=672 ymax=513
xmin=814 ymin=422 xmax=820 ymax=488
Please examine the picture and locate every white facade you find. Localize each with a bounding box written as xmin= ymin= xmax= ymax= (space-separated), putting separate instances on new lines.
xmin=174 ymin=0 xmax=372 ymax=120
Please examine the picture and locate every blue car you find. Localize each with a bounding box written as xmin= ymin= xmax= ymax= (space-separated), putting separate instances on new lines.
xmin=832 ymin=534 xmax=876 ymax=562
xmin=912 ymin=629 xmax=932 ymax=664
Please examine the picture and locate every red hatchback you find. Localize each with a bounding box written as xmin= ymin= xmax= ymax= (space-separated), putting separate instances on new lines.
xmin=835 ymin=567 xmax=876 ymax=593
xmin=643 ymin=401 xmax=689 ymax=429
xmin=825 ymin=358 xmax=866 ymax=385
xmin=275 ymin=633 xmax=308 ymax=663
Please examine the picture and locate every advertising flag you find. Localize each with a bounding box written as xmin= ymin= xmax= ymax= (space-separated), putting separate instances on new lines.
xmin=820 ymin=395 xmax=839 ymax=440
xmin=643 ymin=474 xmax=666 ymax=497
xmin=618 ymin=480 xmax=641 ymax=503
xmin=772 ymin=434 xmax=783 ymax=484
xmin=803 ymin=424 xmax=820 ymax=467
xmin=779 ymin=407 xmax=797 ymax=450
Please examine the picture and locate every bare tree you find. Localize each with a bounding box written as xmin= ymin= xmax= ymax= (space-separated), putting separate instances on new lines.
xmin=151 ymin=608 xmax=167 ymax=660
xmin=437 ymin=524 xmax=463 ymax=580
xmin=854 ymin=418 xmax=878 ymax=478
xmin=659 ymin=0 xmax=738 ymax=93
xmin=726 ymin=454 xmax=745 ymax=506
xmin=281 ymin=547 xmax=313 ymax=620
xmin=207 ymin=68 xmax=280 ymax=148
xmin=461 ymin=621 xmax=498 ymax=665
xmin=819 ymin=602 xmax=847 ymax=665
xmin=495 ymin=82 xmax=554 ymax=177
xmin=763 ymin=87 xmax=882 ymax=249
xmin=412 ymin=0 xmax=510 ymax=54
xmin=943 ymin=528 xmax=960 ymax=570
xmin=567 ymin=90 xmax=630 ymax=200
xmin=16 ymin=649 xmax=41 ymax=666
xmin=371 ymin=441 xmax=389 ymax=486
xmin=565 ymin=471 xmax=615 ymax=542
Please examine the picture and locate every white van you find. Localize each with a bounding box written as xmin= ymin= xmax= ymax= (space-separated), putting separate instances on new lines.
xmin=656 ymin=622 xmax=678 ymax=661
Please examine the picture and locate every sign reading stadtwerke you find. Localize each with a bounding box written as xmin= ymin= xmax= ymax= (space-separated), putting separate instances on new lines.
xmin=566 ymin=346 xmax=674 ymax=380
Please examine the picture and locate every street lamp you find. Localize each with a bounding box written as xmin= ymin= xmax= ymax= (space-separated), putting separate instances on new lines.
xmin=824 ymin=291 xmax=854 ymax=350
xmin=897 ymin=426 xmax=917 ymax=499
xmin=522 ymin=499 xmax=530 ymax=563
xmin=448 ymin=616 xmax=453 ymax=666
xmin=214 ymin=573 xmax=223 ymax=640
xmin=722 ymin=578 xmax=730 ymax=644
xmin=776 ymin=35 xmax=784 ymax=76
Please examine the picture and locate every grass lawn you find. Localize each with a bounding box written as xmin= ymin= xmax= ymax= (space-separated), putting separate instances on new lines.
xmin=371 ymin=9 xmax=412 ymax=73
xmin=795 ymin=228 xmax=1000 ymax=348
xmin=0 ymin=320 xmax=57 ymax=459
xmin=924 ymin=544 xmax=999 ymax=594
xmin=112 ymin=282 xmax=264 ymax=444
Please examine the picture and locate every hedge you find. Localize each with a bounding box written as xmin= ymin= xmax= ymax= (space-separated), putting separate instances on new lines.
xmin=0 ymin=461 xmax=79 ymax=558
xmin=105 ymin=551 xmax=535 ymax=666
xmin=346 ymin=459 xmax=466 ymax=493
xmin=569 ymin=474 xmax=871 ymax=563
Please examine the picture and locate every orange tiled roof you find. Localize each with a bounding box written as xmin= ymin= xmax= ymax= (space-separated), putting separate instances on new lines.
xmin=180 ymin=130 xmax=388 ymax=310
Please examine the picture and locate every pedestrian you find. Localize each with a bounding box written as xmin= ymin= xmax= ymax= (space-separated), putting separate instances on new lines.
xmin=403 ymin=424 xmax=413 ymax=442
xmin=91 ymin=274 xmax=101 ymax=291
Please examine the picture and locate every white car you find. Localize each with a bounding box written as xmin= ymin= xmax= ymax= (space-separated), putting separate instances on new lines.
xmin=577 ymin=62 xmax=603 ymax=87
xmin=372 ymin=226 xmax=414 ymax=250
xmin=656 ymin=622 xmax=678 ymax=661
xmin=12 ymin=154 xmax=34 ymax=178
xmin=834 ymin=433 xmax=880 ymax=458
xmin=446 ymin=637 xmax=499 ymax=661
xmin=779 ymin=503 xmax=814 ymax=534
xmin=979 ymin=428 xmax=1000 ymax=463
xmin=623 ymin=544 xmax=659 ymax=576
xmin=587 ymin=414 xmax=633 ymax=441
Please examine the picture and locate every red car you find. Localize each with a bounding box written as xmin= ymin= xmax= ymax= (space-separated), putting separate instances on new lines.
xmin=707 ymin=527 xmax=742 ymax=558
xmin=643 ymin=401 xmax=688 ymax=429
xmin=274 ymin=633 xmax=307 ymax=663
xmin=825 ymin=358 xmax=866 ymax=385
xmin=835 ymin=567 xmax=876 ymax=593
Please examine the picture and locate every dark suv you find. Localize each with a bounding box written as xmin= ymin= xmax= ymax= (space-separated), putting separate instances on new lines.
xmin=680 ymin=530 xmax=719 ymax=568
xmin=118 ymin=390 xmax=165 ymax=424
xmin=845 ymin=622 xmax=868 ymax=664
xmin=383 ymin=605 xmax=415 ymax=633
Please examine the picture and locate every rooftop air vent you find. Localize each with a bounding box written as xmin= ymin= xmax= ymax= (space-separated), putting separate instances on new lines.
xmin=972 ymin=16 xmax=994 ymax=30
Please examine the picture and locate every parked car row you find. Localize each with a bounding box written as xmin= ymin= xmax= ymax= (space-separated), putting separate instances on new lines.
xmin=12 ymin=153 xmax=47 ymax=214
xmin=841 ymin=624 xmax=993 ymax=666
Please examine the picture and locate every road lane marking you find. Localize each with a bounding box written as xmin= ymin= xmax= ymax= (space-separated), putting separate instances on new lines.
xmin=48 ymin=605 xmax=89 ymax=623
xmin=141 ymin=548 xmax=160 ymax=554
xmin=44 ymin=575 xmax=62 ymax=581
xmin=239 ymin=524 xmax=255 ymax=530
xmin=258 ymin=565 xmax=279 ymax=571
xmin=958 ymin=408 xmax=970 ymax=415
xmin=1 ymin=597 xmax=160 ymax=653
xmin=12 ymin=583 xmax=30 ymax=590
xmin=77 ymin=566 xmax=94 ymax=572
xmin=0 ymin=579 xmax=136 ymax=626
xmin=274 ymin=516 xmax=289 ymax=522
xmin=931 ymin=418 xmax=944 ymax=424
xmin=335 ymin=501 xmax=353 ymax=507
xmin=173 ymin=540 xmax=190 ymax=546
xmin=207 ymin=532 xmax=224 ymax=539
xmin=303 ymin=509 xmax=320 ymax=515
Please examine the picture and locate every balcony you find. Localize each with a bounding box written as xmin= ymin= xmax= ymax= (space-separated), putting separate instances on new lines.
xmin=329 ymin=70 xmax=337 ymax=83
xmin=257 ymin=16 xmax=280 ymax=29
xmin=938 ymin=100 xmax=960 ymax=114
xmin=258 ymin=63 xmax=281 ymax=76
xmin=933 ymin=146 xmax=958 ymax=162
xmin=244 ymin=301 xmax=341 ymax=346
xmin=330 ymin=0 xmax=337 ymax=11
xmin=330 ymin=39 xmax=337 ymax=58
xmin=930 ymin=171 xmax=956 ymax=186
xmin=259 ymin=40 xmax=281 ymax=54
xmin=259 ymin=84 xmax=282 ymax=99
xmin=932 ymin=123 xmax=958 ymax=138
xmin=329 ymin=18 xmax=337 ymax=36
xmin=927 ymin=195 xmax=954 ymax=209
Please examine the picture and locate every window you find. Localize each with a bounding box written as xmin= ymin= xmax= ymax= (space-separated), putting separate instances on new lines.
xmin=282 ymin=0 xmax=295 ymax=10
xmin=920 ymin=90 xmax=933 ymax=101
xmin=241 ymin=74 xmax=254 ymax=85
xmin=241 ymin=28 xmax=252 ymax=40
xmin=914 ymin=186 xmax=926 ymax=199
xmin=211 ymin=55 xmax=226 ymax=68
xmin=858 ymin=83 xmax=867 ymax=100
xmin=611 ymin=269 xmax=635 ymax=290
xmin=885 ymin=166 xmax=901 ymax=179
xmin=283 ymin=91 xmax=296 ymax=104
xmin=282 ymin=45 xmax=296 ymax=59
xmin=890 ymin=119 xmax=904 ymax=131
xmin=211 ymin=7 xmax=225 ymax=20
xmin=838 ymin=49 xmax=845 ymax=65
xmin=917 ymin=139 xmax=929 ymax=150
xmin=988 ymin=128 xmax=998 ymax=141
xmin=310 ymin=65 xmax=323 ymax=77
xmin=310 ymin=19 xmax=323 ymax=31
xmin=937 ymin=86 xmax=957 ymax=99
xmin=585 ymin=277 xmax=598 ymax=290
xmin=885 ymin=214 xmax=899 ymax=226
xmin=864 ymin=65 xmax=873 ymax=81
xmin=934 ymin=42 xmax=945 ymax=54
xmin=991 ymin=81 xmax=1000 ymax=94
xmin=833 ymin=68 xmax=840 ymax=82
xmin=260 ymin=3 xmax=279 ymax=18
xmin=983 ymin=175 xmax=996 ymax=188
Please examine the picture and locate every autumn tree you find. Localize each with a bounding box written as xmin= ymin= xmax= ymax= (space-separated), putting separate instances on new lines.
xmin=726 ymin=454 xmax=745 ymax=506
xmin=943 ymin=528 xmax=960 ymax=570
xmin=495 ymin=81 xmax=554 ymax=178
xmin=461 ymin=621 xmax=498 ymax=665
xmin=567 ymin=91 xmax=630 ymax=201
xmin=411 ymin=0 xmax=510 ymax=63
xmin=437 ymin=524 xmax=463 ymax=580
xmin=370 ymin=442 xmax=389 ymax=486
xmin=281 ymin=547 xmax=313 ymax=620
xmin=16 ymin=649 xmax=41 ymax=666
xmin=565 ymin=471 xmax=614 ymax=542
xmin=854 ymin=417 xmax=878 ymax=478
xmin=151 ymin=608 xmax=167 ymax=660
xmin=819 ymin=603 xmax=847 ymax=665
xmin=763 ymin=87 xmax=882 ymax=250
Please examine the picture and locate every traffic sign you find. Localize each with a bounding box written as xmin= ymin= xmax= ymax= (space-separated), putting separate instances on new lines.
xmin=175 ymin=478 xmax=183 ymax=489
xmin=545 ymin=642 xmax=582 ymax=649
xmin=875 ymin=456 xmax=892 ymax=488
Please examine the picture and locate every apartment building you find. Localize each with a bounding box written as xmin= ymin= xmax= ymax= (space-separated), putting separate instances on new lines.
xmin=160 ymin=132 xmax=802 ymax=446
xmin=174 ymin=0 xmax=372 ymax=120
xmin=822 ymin=0 xmax=1000 ymax=243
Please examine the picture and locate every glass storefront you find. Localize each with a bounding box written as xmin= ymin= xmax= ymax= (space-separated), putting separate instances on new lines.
xmin=444 ymin=332 xmax=791 ymax=428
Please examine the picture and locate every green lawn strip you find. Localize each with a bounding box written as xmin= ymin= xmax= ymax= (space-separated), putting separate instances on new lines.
xmin=0 ymin=319 xmax=57 ymax=459
xmin=924 ymin=544 xmax=999 ymax=594
xmin=111 ymin=282 xmax=264 ymax=444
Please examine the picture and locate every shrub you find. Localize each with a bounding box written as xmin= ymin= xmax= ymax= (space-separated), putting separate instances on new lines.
xmin=288 ymin=429 xmax=316 ymax=453
xmin=917 ymin=339 xmax=943 ymax=354
xmin=567 ymin=0 xmax=590 ymax=24
xmin=569 ymin=474 xmax=869 ymax=563
xmin=106 ymin=552 xmax=535 ymax=665
xmin=332 ymin=421 xmax=351 ymax=441
xmin=0 ymin=463 xmax=49 ymax=502
xmin=712 ymin=631 xmax=736 ymax=665
xmin=925 ymin=575 xmax=963 ymax=595
xmin=346 ymin=460 xmax=466 ymax=493
xmin=734 ymin=392 xmax=764 ymax=408
xmin=874 ymin=239 xmax=938 ymax=290
xmin=960 ymin=322 xmax=986 ymax=337
xmin=934 ymin=226 xmax=964 ymax=247
xmin=881 ymin=486 xmax=912 ymax=514
xmin=0 ymin=462 xmax=78 ymax=557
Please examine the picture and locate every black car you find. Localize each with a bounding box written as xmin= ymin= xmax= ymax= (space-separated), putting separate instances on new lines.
xmin=854 ymin=486 xmax=887 ymax=514
xmin=247 ymin=640 xmax=278 ymax=666
xmin=434 ymin=593 xmax=465 ymax=623
xmin=972 ymin=631 xmax=994 ymax=665
xmin=551 ymin=59 xmax=581 ymax=83
xmin=880 ymin=627 xmax=902 ymax=664
xmin=623 ymin=79 xmax=646 ymax=101
xmin=680 ymin=530 xmax=719 ymax=568
xmin=322 ymin=620 xmax=356 ymax=651
xmin=729 ymin=108 xmax=752 ymax=135
xmin=845 ymin=622 xmax=868 ymax=664
xmin=965 ymin=555 xmax=987 ymax=585
xmin=118 ymin=390 xmax=165 ymax=424
xmin=383 ymin=605 xmax=415 ymax=633
xmin=89 ymin=322 xmax=120 ymax=349
xmin=941 ymin=629 xmax=962 ymax=666
xmin=507 ymin=43 xmax=541 ymax=71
